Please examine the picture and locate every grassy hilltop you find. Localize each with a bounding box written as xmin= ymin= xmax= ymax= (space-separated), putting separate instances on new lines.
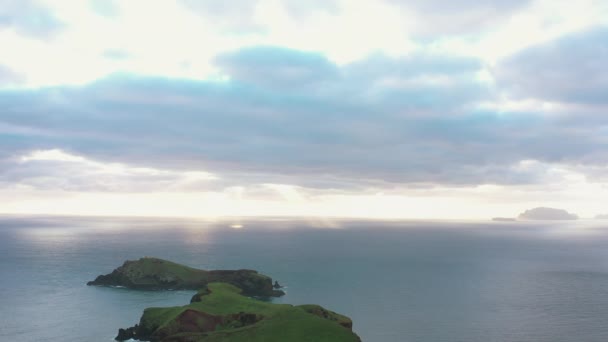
xmin=118 ymin=282 xmax=361 ymax=342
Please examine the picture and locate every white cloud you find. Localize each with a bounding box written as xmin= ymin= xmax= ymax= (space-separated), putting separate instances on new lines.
xmin=1 ymin=0 xmax=414 ymax=86
xmin=431 ymin=0 xmax=608 ymax=64
xmin=20 ymin=149 xmax=86 ymax=163
xmin=1 ymin=0 xmax=606 ymax=87
xmin=9 ymin=149 xmax=218 ymax=192
xmin=1 ymin=1 xmax=608 ymax=218
xmin=3 ymin=149 xmax=608 ymax=219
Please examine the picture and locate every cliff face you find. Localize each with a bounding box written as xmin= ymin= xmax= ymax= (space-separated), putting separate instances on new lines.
xmin=116 ymin=282 xmax=361 ymax=342
xmin=87 ymin=257 xmax=284 ymax=297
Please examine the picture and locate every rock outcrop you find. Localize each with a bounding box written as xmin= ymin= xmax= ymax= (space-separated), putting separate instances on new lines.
xmin=87 ymin=257 xmax=284 ymax=297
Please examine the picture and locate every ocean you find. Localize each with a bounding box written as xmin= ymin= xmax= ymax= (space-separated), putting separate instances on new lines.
xmin=1 ymin=216 xmax=608 ymax=342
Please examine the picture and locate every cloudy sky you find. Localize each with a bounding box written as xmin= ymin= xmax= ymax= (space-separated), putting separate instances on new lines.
xmin=1 ymin=0 xmax=607 ymax=219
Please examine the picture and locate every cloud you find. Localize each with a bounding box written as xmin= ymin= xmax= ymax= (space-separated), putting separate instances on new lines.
xmin=190 ymin=0 xmax=532 ymax=39
xmin=3 ymin=44 xmax=606 ymax=191
xmin=0 ymin=0 xmax=64 ymax=39
xmin=386 ymin=0 xmax=531 ymax=36
xmin=0 ymin=64 xmax=24 ymax=85
xmin=495 ymin=26 xmax=608 ymax=104
xmin=179 ymin=0 xmax=339 ymax=34
xmin=215 ymin=46 xmax=340 ymax=89
xmin=102 ymin=49 xmax=130 ymax=60
xmin=341 ymin=53 xmax=488 ymax=109
xmin=0 ymin=1 xmax=606 ymax=218
xmin=279 ymin=0 xmax=340 ymax=18
xmin=89 ymin=0 xmax=120 ymax=18
xmin=178 ymin=0 xmax=263 ymax=34
xmin=0 ymin=149 xmax=218 ymax=192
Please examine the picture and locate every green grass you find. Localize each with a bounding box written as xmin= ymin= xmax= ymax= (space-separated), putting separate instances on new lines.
xmin=108 ymin=258 xmax=280 ymax=297
xmin=121 ymin=257 xmax=209 ymax=285
xmin=137 ymin=283 xmax=360 ymax=342
xmin=139 ymin=306 xmax=186 ymax=334
xmin=297 ymin=304 xmax=353 ymax=328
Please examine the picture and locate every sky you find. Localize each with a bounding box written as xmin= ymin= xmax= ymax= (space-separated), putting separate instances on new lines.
xmin=1 ymin=0 xmax=608 ymax=219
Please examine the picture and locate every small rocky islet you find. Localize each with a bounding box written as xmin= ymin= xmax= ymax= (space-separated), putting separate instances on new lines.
xmin=88 ymin=257 xmax=360 ymax=342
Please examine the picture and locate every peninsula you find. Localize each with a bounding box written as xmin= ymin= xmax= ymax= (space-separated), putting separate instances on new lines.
xmin=89 ymin=258 xmax=359 ymax=341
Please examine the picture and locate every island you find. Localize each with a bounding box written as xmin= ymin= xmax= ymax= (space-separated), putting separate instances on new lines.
xmin=88 ymin=257 xmax=284 ymax=297
xmin=115 ymin=282 xmax=361 ymax=341
xmin=517 ymin=207 xmax=578 ymax=220
xmin=595 ymin=214 xmax=608 ymax=219
xmin=89 ymin=258 xmax=360 ymax=341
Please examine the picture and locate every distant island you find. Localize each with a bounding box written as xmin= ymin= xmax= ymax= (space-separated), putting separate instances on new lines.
xmin=492 ymin=217 xmax=517 ymax=222
xmin=89 ymin=258 xmax=360 ymax=341
xmin=595 ymin=214 xmax=608 ymax=219
xmin=518 ymin=207 xmax=578 ymax=220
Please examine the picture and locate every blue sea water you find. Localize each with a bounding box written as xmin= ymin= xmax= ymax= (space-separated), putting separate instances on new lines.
xmin=2 ymin=216 xmax=608 ymax=342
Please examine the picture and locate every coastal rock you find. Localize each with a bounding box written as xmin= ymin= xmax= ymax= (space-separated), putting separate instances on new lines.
xmin=518 ymin=207 xmax=578 ymax=220
xmin=115 ymin=325 xmax=138 ymax=341
xmin=117 ymin=283 xmax=360 ymax=342
xmin=88 ymin=257 xmax=284 ymax=297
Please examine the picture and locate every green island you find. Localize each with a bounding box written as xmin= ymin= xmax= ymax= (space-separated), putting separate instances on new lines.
xmin=87 ymin=257 xmax=284 ymax=297
xmin=88 ymin=258 xmax=361 ymax=342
